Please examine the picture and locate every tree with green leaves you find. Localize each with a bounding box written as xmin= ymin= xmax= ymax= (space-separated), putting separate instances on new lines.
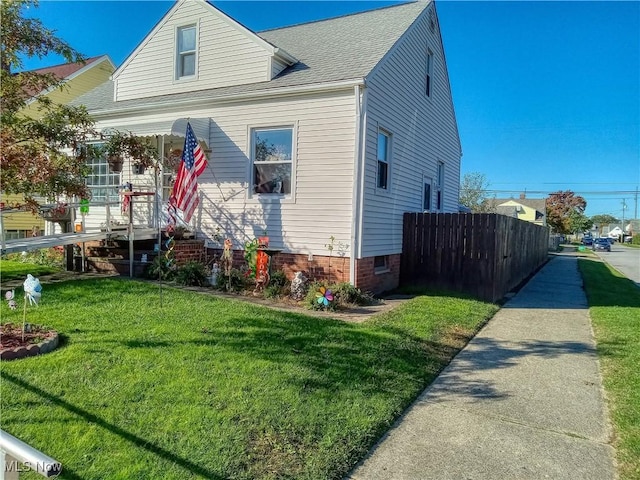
xmin=459 ymin=172 xmax=494 ymax=213
xmin=568 ymin=210 xmax=592 ymax=235
xmin=1 ymin=0 xmax=96 ymax=212
xmin=545 ymin=190 xmax=587 ymax=234
xmin=590 ymin=214 xmax=619 ymax=233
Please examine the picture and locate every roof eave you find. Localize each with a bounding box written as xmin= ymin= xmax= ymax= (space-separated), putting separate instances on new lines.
xmin=90 ymin=78 xmax=365 ymax=118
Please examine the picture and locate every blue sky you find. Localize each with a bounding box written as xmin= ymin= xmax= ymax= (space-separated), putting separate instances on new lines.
xmin=21 ymin=1 xmax=640 ymax=219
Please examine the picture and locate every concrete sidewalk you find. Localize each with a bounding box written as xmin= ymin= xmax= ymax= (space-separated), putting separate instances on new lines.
xmin=349 ymin=254 xmax=616 ymax=480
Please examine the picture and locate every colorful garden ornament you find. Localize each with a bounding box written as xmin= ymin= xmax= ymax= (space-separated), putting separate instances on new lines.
xmin=316 ymin=286 xmax=334 ymax=307
xmin=5 ymin=290 xmax=17 ymax=310
xmin=23 ymin=274 xmax=42 ymax=306
xmin=22 ymin=274 xmax=42 ymax=342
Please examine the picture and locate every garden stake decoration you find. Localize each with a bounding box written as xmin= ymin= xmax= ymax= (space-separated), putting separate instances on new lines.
xmin=160 ymin=234 xmax=176 ymax=308
xmin=221 ymin=239 xmax=233 ymax=291
xmin=22 ymin=274 xmax=42 ymax=342
xmin=5 ymin=290 xmax=17 ymax=310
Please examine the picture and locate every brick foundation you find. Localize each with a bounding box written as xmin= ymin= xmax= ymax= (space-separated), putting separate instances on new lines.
xmin=205 ymin=248 xmax=399 ymax=293
xmin=83 ymin=239 xmax=205 ymax=276
xmin=355 ymin=254 xmax=401 ymax=294
xmin=206 ymin=249 xmax=350 ymax=284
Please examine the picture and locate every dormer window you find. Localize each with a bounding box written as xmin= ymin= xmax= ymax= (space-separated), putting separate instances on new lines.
xmin=177 ymin=25 xmax=197 ymax=79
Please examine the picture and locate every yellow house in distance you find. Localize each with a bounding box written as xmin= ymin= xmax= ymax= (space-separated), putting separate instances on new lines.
xmin=491 ymin=194 xmax=547 ymax=227
xmin=2 ymin=55 xmax=115 ymax=239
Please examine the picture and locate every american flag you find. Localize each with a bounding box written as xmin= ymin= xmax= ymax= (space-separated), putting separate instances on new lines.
xmin=169 ymin=122 xmax=208 ymax=224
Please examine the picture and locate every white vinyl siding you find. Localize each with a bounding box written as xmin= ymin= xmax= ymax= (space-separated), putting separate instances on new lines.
xmin=114 ymin=1 xmax=273 ymax=101
xmin=360 ymin=7 xmax=461 ymax=258
xmin=93 ymin=89 xmax=356 ymax=255
xmin=271 ymin=57 xmax=289 ymax=79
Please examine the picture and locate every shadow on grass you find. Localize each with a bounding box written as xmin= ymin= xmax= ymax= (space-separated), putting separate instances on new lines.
xmin=2 ymin=372 xmax=225 ymax=480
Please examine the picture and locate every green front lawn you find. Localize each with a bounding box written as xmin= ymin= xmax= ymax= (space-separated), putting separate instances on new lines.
xmin=1 ymin=279 xmax=497 ymax=480
xmin=0 ymin=259 xmax=60 ymax=282
xmin=579 ymin=259 xmax=640 ymax=480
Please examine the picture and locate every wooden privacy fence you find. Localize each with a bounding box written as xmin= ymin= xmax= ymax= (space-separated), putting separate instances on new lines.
xmin=401 ymin=213 xmax=550 ymax=302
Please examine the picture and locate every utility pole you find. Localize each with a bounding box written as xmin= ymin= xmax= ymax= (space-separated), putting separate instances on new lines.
xmin=622 ymin=199 xmax=627 ymax=240
xmin=635 ymin=186 xmax=638 ymax=221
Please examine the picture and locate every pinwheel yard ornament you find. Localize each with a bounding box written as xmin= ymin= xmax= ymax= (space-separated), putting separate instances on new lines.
xmin=315 ymin=286 xmax=334 ymax=308
xmin=21 ymin=274 xmax=42 ymax=342
xmin=24 ymin=274 xmax=42 ymax=306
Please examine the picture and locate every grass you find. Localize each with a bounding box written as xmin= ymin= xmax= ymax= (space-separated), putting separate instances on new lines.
xmin=0 ymin=259 xmax=60 ymax=282
xmin=0 ymin=278 xmax=498 ymax=480
xmin=578 ymin=258 xmax=640 ymax=480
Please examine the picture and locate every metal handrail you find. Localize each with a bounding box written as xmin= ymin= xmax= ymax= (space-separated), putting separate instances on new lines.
xmin=0 ymin=429 xmax=61 ymax=478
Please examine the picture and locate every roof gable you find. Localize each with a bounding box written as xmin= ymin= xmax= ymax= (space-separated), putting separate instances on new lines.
xmin=111 ymin=0 xmax=296 ymax=101
xmin=74 ymin=2 xmax=436 ymax=111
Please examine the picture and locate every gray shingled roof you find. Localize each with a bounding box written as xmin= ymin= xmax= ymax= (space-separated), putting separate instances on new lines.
xmin=71 ymin=1 xmax=428 ymax=113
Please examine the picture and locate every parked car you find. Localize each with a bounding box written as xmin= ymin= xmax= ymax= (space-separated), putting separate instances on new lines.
xmin=582 ymin=236 xmax=593 ymax=246
xmin=592 ymin=238 xmax=611 ymax=252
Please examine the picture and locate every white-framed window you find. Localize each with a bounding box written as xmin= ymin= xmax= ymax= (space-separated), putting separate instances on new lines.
xmin=86 ymin=146 xmax=120 ymax=202
xmin=426 ymin=49 xmax=434 ymax=98
xmin=176 ymin=25 xmax=197 ymax=80
xmin=377 ymin=129 xmax=391 ymax=190
xmin=423 ymin=176 xmax=433 ymax=212
xmin=251 ymin=127 xmax=294 ymax=196
xmin=436 ymin=161 xmax=444 ymax=211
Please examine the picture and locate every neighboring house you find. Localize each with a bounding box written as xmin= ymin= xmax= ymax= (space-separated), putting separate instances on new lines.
xmin=1 ymin=55 xmax=116 ymax=239
xmin=71 ymin=0 xmax=461 ymax=292
xmin=490 ymin=194 xmax=547 ymax=227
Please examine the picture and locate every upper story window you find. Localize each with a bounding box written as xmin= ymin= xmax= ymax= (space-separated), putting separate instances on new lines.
xmin=426 ymin=49 xmax=434 ymax=97
xmin=377 ymin=129 xmax=391 ymax=190
xmin=252 ymin=127 xmax=293 ymax=196
xmin=86 ymin=146 xmax=120 ymax=203
xmin=177 ymin=25 xmax=197 ymax=79
xmin=436 ymin=161 xmax=444 ymax=211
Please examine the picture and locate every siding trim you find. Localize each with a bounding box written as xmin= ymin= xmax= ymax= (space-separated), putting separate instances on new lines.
xmin=93 ymin=79 xmax=365 ymax=118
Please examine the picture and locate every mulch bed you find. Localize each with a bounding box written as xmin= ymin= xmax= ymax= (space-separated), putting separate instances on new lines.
xmin=1 ymin=323 xmax=57 ymax=349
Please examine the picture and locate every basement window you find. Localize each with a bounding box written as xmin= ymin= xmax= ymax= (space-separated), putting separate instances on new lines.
xmin=374 ymin=255 xmax=389 ymax=274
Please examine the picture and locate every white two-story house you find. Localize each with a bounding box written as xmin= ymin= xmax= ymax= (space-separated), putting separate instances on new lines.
xmin=72 ymin=0 xmax=461 ymax=292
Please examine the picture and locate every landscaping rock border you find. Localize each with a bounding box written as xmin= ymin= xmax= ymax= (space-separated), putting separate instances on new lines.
xmin=0 ymin=331 xmax=59 ymax=361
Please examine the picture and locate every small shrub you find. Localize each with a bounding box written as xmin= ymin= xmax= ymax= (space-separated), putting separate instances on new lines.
xmin=263 ymin=271 xmax=290 ymax=299
xmin=215 ymin=268 xmax=249 ymax=292
xmin=305 ymin=281 xmax=336 ymax=311
xmin=175 ymin=261 xmax=208 ymax=287
xmin=304 ymin=281 xmax=375 ymax=311
xmin=6 ymin=248 xmax=64 ymax=268
xmin=146 ymin=255 xmax=176 ymax=281
xmin=269 ymin=271 xmax=288 ymax=288
xmin=332 ymin=282 xmax=375 ymax=306
xmin=632 ymin=235 xmax=640 ymax=245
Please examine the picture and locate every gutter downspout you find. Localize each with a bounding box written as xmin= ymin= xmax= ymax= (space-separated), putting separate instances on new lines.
xmin=350 ymin=83 xmax=367 ymax=285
